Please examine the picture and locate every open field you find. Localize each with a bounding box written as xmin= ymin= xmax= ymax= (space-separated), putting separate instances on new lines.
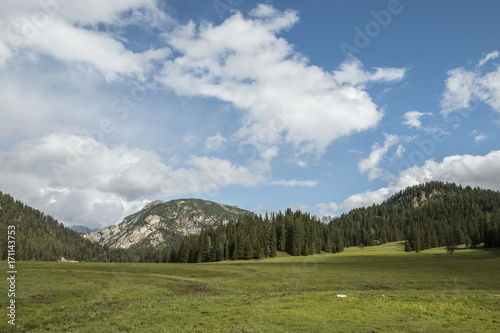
xmin=2 ymin=242 xmax=500 ymax=332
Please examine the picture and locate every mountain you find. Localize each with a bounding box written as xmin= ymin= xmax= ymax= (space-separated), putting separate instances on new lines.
xmin=332 ymin=181 xmax=500 ymax=252
xmin=84 ymin=198 xmax=254 ymax=250
xmin=68 ymin=224 xmax=96 ymax=235
xmin=2 ymin=182 xmax=499 ymax=264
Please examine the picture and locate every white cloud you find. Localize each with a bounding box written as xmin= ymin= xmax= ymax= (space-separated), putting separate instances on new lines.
xmin=393 ymin=151 xmax=500 ymax=190
xmin=358 ymin=133 xmax=399 ymax=181
xmin=205 ymin=133 xmax=227 ymax=152
xmin=157 ymin=6 xmax=406 ymax=157
xmin=316 ymin=202 xmax=342 ymax=217
xmin=0 ymin=133 xmax=268 ymax=228
xmin=474 ymin=134 xmax=487 ymax=143
xmin=395 ymin=144 xmax=405 ymax=157
xmin=477 ymin=64 xmax=500 ymax=112
xmin=183 ymin=135 xmax=199 ymax=147
xmin=332 ymin=58 xmax=406 ymax=88
xmin=341 ymin=186 xmax=396 ymax=211
xmin=402 ymin=111 xmax=432 ymax=129
xmin=0 ymin=0 xmax=169 ymax=81
xmin=0 ymin=0 xmax=161 ymax=26
xmin=27 ymin=20 xmax=168 ymax=81
xmin=441 ymin=68 xmax=477 ymax=113
xmin=186 ymin=155 xmax=266 ymax=190
xmin=441 ymin=51 xmax=500 ymax=114
xmin=348 ymin=149 xmax=364 ymax=155
xmin=478 ymin=50 xmax=499 ymax=68
xmin=318 ymin=150 xmax=500 ymax=215
xmin=271 ymin=180 xmax=319 ymax=187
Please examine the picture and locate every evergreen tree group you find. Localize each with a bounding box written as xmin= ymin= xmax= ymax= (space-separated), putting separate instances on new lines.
xmin=0 ymin=191 xmax=138 ymax=262
xmin=1 ymin=181 xmax=500 ymax=263
xmin=168 ymin=209 xmax=344 ymax=263
xmin=332 ymin=182 xmax=500 ymax=252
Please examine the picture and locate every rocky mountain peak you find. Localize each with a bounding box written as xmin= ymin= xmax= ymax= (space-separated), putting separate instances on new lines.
xmin=144 ymin=200 xmax=167 ymax=210
xmin=84 ymin=198 xmax=253 ymax=250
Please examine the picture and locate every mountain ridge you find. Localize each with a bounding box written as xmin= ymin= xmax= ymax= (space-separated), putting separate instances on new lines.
xmin=84 ymin=198 xmax=254 ymax=250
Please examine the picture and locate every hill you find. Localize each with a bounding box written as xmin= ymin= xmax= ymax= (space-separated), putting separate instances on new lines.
xmin=333 ymin=181 xmax=500 ymax=252
xmin=0 ymin=191 xmax=136 ymax=262
xmin=2 ymin=182 xmax=499 ymax=263
xmin=84 ymin=198 xmax=254 ymax=250
xmin=169 ymin=181 xmax=500 ymax=263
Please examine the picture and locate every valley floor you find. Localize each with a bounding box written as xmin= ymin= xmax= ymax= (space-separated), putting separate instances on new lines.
xmin=2 ymin=242 xmax=500 ymax=332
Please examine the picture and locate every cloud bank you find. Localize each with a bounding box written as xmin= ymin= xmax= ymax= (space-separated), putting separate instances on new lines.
xmin=0 ymin=133 xmax=266 ymax=228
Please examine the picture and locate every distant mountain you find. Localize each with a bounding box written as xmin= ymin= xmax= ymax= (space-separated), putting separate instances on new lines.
xmin=84 ymin=199 xmax=254 ymax=250
xmin=68 ymin=224 xmax=96 ymax=235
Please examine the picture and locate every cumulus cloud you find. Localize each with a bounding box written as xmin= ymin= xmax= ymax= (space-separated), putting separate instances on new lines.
xmin=332 ymin=58 xmax=406 ymax=88
xmin=402 ymin=111 xmax=432 ymax=129
xmin=0 ymin=0 xmax=169 ymax=80
xmin=319 ymin=150 xmax=500 ymax=216
xmin=441 ymin=51 xmax=500 ymax=114
xmin=474 ymin=134 xmax=487 ymax=144
xmin=205 ymin=133 xmax=227 ymax=152
xmin=0 ymin=0 xmax=161 ymax=26
xmin=0 ymin=3 xmax=409 ymax=228
xmin=157 ymin=5 xmax=406 ymax=157
xmin=358 ymin=133 xmax=399 ymax=181
xmin=0 ymin=133 xmax=267 ymax=228
xmin=393 ymin=151 xmax=500 ymax=190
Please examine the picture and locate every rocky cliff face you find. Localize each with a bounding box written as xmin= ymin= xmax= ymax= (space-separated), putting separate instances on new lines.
xmin=84 ymin=199 xmax=253 ymax=249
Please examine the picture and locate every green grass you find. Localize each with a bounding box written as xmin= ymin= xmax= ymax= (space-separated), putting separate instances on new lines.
xmin=2 ymin=242 xmax=500 ymax=332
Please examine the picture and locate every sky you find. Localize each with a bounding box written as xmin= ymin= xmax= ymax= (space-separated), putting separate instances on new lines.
xmin=1 ymin=0 xmax=499 ymax=229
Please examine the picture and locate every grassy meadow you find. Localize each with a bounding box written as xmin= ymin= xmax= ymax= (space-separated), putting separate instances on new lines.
xmin=2 ymin=242 xmax=500 ymax=332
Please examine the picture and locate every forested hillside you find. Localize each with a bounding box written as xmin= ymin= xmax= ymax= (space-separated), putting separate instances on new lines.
xmin=2 ymin=182 xmax=499 ymax=263
xmin=169 ymin=209 xmax=343 ymax=263
xmin=333 ymin=181 xmax=500 ymax=252
xmin=0 ymin=191 xmax=137 ymax=262
xmin=168 ymin=181 xmax=500 ymax=263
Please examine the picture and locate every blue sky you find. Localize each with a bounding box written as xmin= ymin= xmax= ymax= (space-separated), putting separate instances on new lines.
xmin=1 ymin=0 xmax=499 ymax=228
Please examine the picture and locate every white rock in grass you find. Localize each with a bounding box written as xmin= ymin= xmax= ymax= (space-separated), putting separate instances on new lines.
xmin=336 ymin=294 xmax=347 ymax=298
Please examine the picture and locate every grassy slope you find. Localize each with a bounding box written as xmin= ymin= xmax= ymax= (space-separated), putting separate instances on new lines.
xmin=2 ymin=242 xmax=500 ymax=332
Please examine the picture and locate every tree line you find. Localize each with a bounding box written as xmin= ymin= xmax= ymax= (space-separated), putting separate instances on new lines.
xmin=1 ymin=181 xmax=500 ymax=263
xmin=331 ymin=181 xmax=500 ymax=252
xmin=166 ymin=209 xmax=344 ymax=263
xmin=0 ymin=191 xmax=138 ymax=262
